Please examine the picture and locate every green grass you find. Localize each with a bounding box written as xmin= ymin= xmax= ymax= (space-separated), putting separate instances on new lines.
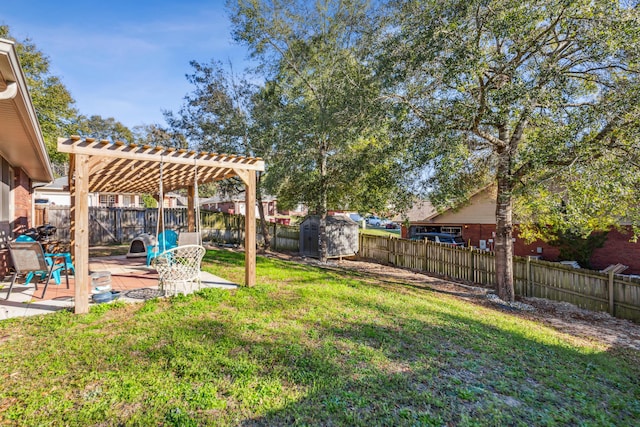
xmin=359 ymin=228 xmax=401 ymax=237
xmin=1 ymin=249 xmax=639 ymax=426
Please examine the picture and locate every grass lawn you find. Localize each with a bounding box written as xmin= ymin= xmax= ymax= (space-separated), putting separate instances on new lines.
xmin=1 ymin=249 xmax=638 ymax=426
xmin=359 ymin=227 xmax=401 ymax=237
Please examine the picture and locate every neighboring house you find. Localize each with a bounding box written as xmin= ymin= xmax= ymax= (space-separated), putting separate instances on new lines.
xmin=0 ymin=38 xmax=54 ymax=276
xmin=34 ymin=176 xmax=186 ymax=208
xmin=279 ymin=203 xmax=308 ymax=218
xmin=404 ymin=187 xmax=640 ymax=274
xmin=393 ymin=199 xmax=438 ymax=224
xmin=200 ymin=193 xmax=278 ymax=218
xmin=33 ymin=176 xmax=70 ymax=205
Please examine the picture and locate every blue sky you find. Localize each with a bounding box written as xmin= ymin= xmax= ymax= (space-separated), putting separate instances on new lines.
xmin=2 ymin=0 xmax=253 ymax=129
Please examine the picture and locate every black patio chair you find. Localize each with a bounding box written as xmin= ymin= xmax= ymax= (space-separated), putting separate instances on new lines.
xmin=5 ymin=241 xmax=69 ymax=300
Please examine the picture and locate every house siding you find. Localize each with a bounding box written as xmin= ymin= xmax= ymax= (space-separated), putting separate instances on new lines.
xmin=430 ymin=190 xmax=496 ymax=224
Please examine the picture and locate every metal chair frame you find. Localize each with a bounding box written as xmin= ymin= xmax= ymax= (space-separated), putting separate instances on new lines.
xmin=5 ymin=241 xmax=69 ymax=300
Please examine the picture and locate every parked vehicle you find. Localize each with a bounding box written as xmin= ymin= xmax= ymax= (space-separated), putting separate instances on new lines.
xmin=349 ymin=213 xmax=364 ymax=223
xmin=366 ymin=216 xmax=382 ymax=227
xmin=410 ymin=232 xmax=465 ymax=246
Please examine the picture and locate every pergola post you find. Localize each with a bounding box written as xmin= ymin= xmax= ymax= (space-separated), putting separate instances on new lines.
xmin=58 ymin=137 xmax=264 ymax=309
xmin=244 ymin=171 xmax=256 ymax=287
xmin=73 ymin=154 xmax=90 ymax=314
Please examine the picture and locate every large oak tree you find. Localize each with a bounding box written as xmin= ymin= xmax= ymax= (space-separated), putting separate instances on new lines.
xmin=380 ymin=0 xmax=640 ymax=301
xmin=230 ymin=0 xmax=409 ymax=261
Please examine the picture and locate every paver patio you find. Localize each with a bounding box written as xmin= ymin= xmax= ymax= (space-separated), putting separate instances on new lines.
xmin=0 ymin=255 xmax=236 ymax=320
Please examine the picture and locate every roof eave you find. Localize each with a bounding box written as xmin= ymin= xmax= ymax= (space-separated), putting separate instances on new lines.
xmin=0 ymin=38 xmax=54 ymax=183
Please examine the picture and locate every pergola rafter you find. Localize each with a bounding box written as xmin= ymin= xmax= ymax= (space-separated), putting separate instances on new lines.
xmin=57 ymin=136 xmax=265 ymax=314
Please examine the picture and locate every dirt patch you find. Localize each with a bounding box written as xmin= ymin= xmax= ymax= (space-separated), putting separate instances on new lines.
xmin=265 ymin=251 xmax=640 ymax=352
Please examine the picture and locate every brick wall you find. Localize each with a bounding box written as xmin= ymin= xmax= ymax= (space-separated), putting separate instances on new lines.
xmin=0 ymin=168 xmax=32 ymax=278
xmin=460 ymin=223 xmax=561 ymax=260
xmin=406 ymin=221 xmax=640 ymax=275
xmin=13 ymin=168 xmax=32 ymax=235
xmin=591 ymin=228 xmax=640 ymax=275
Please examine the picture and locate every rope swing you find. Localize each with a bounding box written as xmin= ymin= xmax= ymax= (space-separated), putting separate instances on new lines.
xmin=193 ymin=158 xmax=202 ymax=245
xmin=156 ymin=155 xmax=166 ymax=250
xmin=147 ymin=155 xmax=202 ymax=267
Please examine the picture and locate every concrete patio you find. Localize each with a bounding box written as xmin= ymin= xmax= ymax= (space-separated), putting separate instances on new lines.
xmin=0 ymin=255 xmax=237 ymax=320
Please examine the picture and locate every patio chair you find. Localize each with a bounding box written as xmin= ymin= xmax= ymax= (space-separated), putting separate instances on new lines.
xmin=5 ymin=241 xmax=69 ymax=300
xmin=146 ymin=230 xmax=179 ymax=266
xmin=14 ymin=235 xmax=75 ymax=284
xmin=153 ymin=245 xmax=205 ymax=296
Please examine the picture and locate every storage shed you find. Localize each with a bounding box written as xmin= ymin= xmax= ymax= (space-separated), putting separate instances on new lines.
xmin=299 ymin=215 xmax=359 ymax=258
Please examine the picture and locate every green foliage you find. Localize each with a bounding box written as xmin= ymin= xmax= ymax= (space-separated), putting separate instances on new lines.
xmin=380 ymin=0 xmax=640 ymax=211
xmin=230 ymin=0 xmax=412 ymax=217
xmin=141 ymin=194 xmax=158 ymax=208
xmin=0 ymin=249 xmax=638 ymax=425
xmin=132 ymin=123 xmax=187 ymax=147
xmin=72 ymin=114 xmax=134 ymax=143
xmin=378 ymin=0 xmax=640 ymax=298
xmin=551 ymin=230 xmax=609 ymax=269
xmin=0 ymin=25 xmax=78 ymax=168
xmin=165 ymin=60 xmax=259 ymax=155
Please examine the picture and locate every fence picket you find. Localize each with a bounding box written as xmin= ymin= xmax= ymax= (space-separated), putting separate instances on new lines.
xmin=358 ymin=234 xmax=640 ymax=323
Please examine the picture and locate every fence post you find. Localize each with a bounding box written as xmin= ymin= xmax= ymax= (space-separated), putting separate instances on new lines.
xmin=608 ymin=270 xmax=615 ymax=316
xmin=116 ymin=208 xmax=122 ymax=243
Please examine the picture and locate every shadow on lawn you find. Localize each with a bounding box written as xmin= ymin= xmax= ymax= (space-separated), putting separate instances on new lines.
xmin=143 ymin=291 xmax=639 ymax=427
xmin=237 ymin=313 xmax=638 ymax=426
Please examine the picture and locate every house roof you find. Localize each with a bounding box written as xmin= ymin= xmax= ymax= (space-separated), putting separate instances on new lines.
xmin=0 ymin=38 xmax=53 ymax=182
xmin=393 ymin=199 xmax=438 ymax=223
xmin=57 ymin=136 xmax=265 ymax=195
xmin=36 ymin=175 xmax=68 ymax=191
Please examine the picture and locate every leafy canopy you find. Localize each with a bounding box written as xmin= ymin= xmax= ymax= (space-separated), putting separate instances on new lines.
xmin=380 ymin=0 xmax=640 ymax=235
xmin=230 ymin=0 xmax=411 ymax=215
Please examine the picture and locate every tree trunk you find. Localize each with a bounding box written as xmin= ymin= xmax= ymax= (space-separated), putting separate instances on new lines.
xmin=318 ymin=146 xmax=329 ymax=263
xmin=256 ymin=173 xmax=271 ymax=251
xmin=495 ymin=152 xmax=515 ymax=302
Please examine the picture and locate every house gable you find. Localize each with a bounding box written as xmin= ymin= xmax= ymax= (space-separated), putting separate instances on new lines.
xmin=427 ymin=188 xmax=496 ymax=225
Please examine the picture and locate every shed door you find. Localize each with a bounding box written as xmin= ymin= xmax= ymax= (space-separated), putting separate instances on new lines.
xmin=304 ymin=223 xmax=319 ymax=256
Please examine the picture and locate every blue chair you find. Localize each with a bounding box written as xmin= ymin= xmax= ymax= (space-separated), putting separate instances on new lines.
xmin=15 ymin=235 xmax=74 ymax=284
xmin=45 ymin=251 xmax=75 ymax=276
xmin=147 ymin=230 xmax=179 ymax=266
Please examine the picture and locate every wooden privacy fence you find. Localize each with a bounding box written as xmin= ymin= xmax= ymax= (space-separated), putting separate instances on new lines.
xmin=359 ymin=234 xmax=640 ymax=322
xmin=38 ymin=206 xmax=300 ymax=251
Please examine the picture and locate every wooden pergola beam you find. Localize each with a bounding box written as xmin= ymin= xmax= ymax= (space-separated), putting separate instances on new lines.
xmin=58 ymin=137 xmax=265 ymax=313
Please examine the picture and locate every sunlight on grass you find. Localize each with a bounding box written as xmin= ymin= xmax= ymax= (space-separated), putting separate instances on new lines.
xmin=0 ymin=248 xmax=638 ymax=426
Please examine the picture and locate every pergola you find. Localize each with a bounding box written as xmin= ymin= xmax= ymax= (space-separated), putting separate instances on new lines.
xmin=57 ymin=136 xmax=265 ymax=314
